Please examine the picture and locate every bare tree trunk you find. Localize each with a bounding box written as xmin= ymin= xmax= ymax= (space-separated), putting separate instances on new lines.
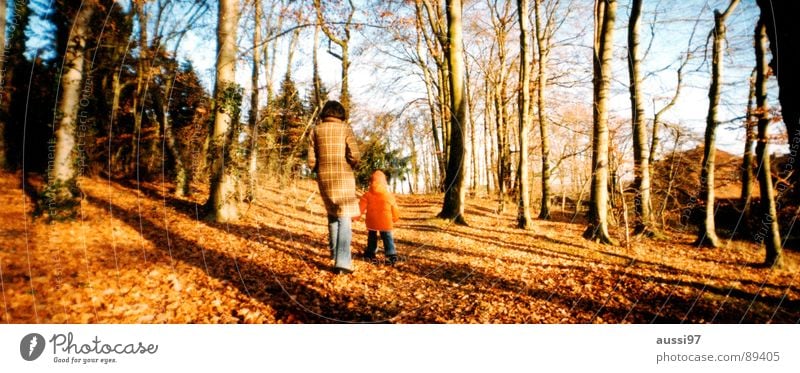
xmin=154 ymin=75 xmax=189 ymax=197
xmin=259 ymin=3 xmax=281 ymax=171
xmin=285 ymin=27 xmax=300 ymax=79
xmin=627 ymin=0 xmax=653 ymax=235
xmin=264 ymin=3 xmax=283 ymax=106
xmin=483 ymin=81 xmax=493 ymax=195
xmin=494 ymin=84 xmax=505 ymax=210
xmin=312 ymin=23 xmax=323 ymax=108
xmin=48 ymin=4 xmax=94 ymax=204
xmin=314 ymin=0 xmax=355 ymax=112
xmin=756 ymin=0 xmax=800 ymax=197
xmin=131 ymin=0 xmax=150 ymax=176
xmin=649 ymin=61 xmax=685 ymax=180
xmin=740 ymin=69 xmax=756 ymax=220
xmin=438 ymin=67 xmax=451 ymax=166
xmin=584 ymin=0 xmax=617 ymax=245
xmin=414 ymin=1 xmax=447 ymax=186
xmin=408 ymin=122 xmax=418 ymax=194
xmin=418 ymin=42 xmax=445 ymax=181
xmin=108 ymin=66 xmax=124 ymax=173
xmin=697 ymin=0 xmax=739 ymax=247
xmin=753 ymin=19 xmax=782 ymax=267
xmin=534 ymin=0 xmax=552 ymax=220
xmin=483 ymin=76 xmax=498 ymax=196
xmin=206 ymin=0 xmax=240 ymax=222
xmin=516 ymin=0 xmax=533 ymax=229
xmin=659 ymin=129 xmax=683 ymax=226
xmin=467 ymin=63 xmax=477 ymax=194
xmin=487 ymin=1 xmax=513 ymax=210
xmin=438 ymin=0 xmax=467 ymax=225
xmin=0 ymin=0 xmax=5 ymax=88
xmin=0 ymin=0 xmax=6 ymax=169
xmin=245 ymin=0 xmax=262 ymax=203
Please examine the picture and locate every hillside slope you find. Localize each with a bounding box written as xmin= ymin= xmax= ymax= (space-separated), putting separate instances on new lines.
xmin=0 ymin=172 xmax=797 ymax=323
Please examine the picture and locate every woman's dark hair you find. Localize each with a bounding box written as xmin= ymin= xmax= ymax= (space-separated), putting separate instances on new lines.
xmin=320 ymin=100 xmax=346 ymax=121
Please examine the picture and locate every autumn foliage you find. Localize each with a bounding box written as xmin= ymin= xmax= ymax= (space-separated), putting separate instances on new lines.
xmin=0 ymin=172 xmax=797 ymax=324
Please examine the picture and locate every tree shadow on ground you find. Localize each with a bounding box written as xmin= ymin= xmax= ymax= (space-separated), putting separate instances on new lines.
xmin=85 ymin=178 xmax=800 ymax=323
xmin=83 ymin=192 xmax=395 ymax=323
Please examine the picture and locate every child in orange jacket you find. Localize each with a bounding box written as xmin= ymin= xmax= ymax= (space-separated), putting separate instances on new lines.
xmin=358 ymin=170 xmax=400 ymax=264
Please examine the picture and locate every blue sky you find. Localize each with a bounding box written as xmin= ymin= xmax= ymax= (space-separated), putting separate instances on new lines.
xmin=11 ymin=0 xmax=783 ymax=157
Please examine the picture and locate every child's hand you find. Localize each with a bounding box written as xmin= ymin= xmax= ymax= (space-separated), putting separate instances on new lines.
xmin=352 ymin=214 xmax=361 ymax=221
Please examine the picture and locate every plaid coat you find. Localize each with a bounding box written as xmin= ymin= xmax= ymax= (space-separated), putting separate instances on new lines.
xmin=308 ymin=117 xmax=361 ymax=217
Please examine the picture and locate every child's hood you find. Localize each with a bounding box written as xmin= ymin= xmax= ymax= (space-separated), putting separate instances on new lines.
xmin=369 ymin=170 xmax=389 ymax=194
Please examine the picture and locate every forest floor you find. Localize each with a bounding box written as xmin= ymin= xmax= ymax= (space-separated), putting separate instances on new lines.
xmin=1 ymin=171 xmax=799 ymax=323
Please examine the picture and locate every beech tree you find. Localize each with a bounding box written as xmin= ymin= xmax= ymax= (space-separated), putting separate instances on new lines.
xmin=416 ymin=0 xmax=451 ymax=188
xmin=46 ymin=2 xmax=95 ymax=211
xmin=205 ymin=0 xmax=241 ymax=222
xmin=0 ymin=1 xmax=5 ymax=169
xmin=753 ymin=18 xmax=781 ymax=267
xmin=314 ymin=0 xmax=356 ymax=112
xmin=696 ymin=0 xmax=739 ymax=248
xmin=533 ymin=0 xmax=551 ymax=219
xmin=584 ymin=0 xmax=617 ymax=245
xmin=437 ymin=0 xmax=467 ymax=225
xmin=740 ymin=70 xmax=756 ymax=220
xmin=245 ymin=0 xmax=263 ymax=202
xmin=626 ymin=0 xmax=653 ymax=235
xmin=516 ymin=0 xmax=533 ymax=229
xmin=487 ymin=0 xmax=514 ymax=212
xmin=756 ymin=0 xmax=800 ymax=196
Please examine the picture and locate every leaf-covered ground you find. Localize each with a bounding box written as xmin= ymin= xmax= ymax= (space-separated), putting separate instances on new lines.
xmin=1 ymin=171 xmax=798 ymax=323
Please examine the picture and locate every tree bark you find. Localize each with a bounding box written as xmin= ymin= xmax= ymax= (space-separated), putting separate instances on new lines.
xmin=131 ymin=0 xmax=150 ymax=176
xmin=534 ymin=0 xmax=552 ymax=220
xmin=416 ymin=33 xmax=445 ymax=181
xmin=205 ymin=0 xmax=240 ymax=222
xmin=649 ymin=59 xmax=685 ymax=185
xmin=152 ymin=73 xmax=190 ymax=197
xmin=487 ymin=1 xmax=513 ymax=210
xmin=756 ymin=0 xmax=800 ymax=197
xmin=740 ymin=69 xmax=756 ymax=220
xmin=312 ymin=23 xmax=322 ymax=108
xmin=466 ymin=62 xmax=477 ymax=194
xmin=483 ymin=80 xmax=493 ymax=195
xmin=584 ymin=0 xmax=617 ymax=245
xmin=697 ymin=0 xmax=739 ymax=248
xmin=245 ymin=0 xmax=262 ymax=203
xmin=754 ymin=19 xmax=782 ymax=267
xmin=314 ymin=0 xmax=355 ymax=112
xmin=438 ymin=67 xmax=451 ymax=166
xmin=48 ymin=4 xmax=94 ymax=204
xmin=437 ymin=0 xmax=467 ymax=225
xmin=516 ymin=0 xmax=533 ymax=229
xmin=0 ymin=0 xmax=6 ymax=169
xmin=627 ymin=0 xmax=653 ymax=235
